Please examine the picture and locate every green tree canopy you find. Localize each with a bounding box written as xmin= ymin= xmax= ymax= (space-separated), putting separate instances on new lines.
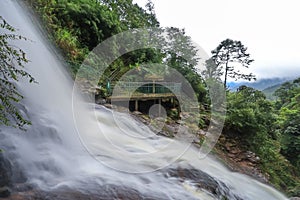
xmin=210 ymin=39 xmax=256 ymax=87
xmin=202 ymin=57 xmax=223 ymax=81
xmin=162 ymin=27 xmax=207 ymax=102
xmin=275 ymin=77 xmax=300 ymax=171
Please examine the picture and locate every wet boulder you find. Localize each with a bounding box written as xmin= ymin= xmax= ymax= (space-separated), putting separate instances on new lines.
xmin=164 ymin=167 xmax=243 ymax=200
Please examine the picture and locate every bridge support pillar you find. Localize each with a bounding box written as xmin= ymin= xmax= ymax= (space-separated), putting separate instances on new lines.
xmin=171 ymin=98 xmax=174 ymax=108
xmin=158 ymin=99 xmax=161 ymax=117
xmin=135 ymin=100 xmax=138 ymax=111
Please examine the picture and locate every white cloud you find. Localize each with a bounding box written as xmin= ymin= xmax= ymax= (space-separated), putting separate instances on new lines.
xmin=134 ymin=0 xmax=300 ymax=79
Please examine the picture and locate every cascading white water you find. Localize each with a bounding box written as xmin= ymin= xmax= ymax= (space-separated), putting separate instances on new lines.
xmin=0 ymin=0 xmax=289 ymax=199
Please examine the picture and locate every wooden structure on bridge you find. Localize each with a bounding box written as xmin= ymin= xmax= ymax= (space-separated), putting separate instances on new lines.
xmin=106 ymin=81 xmax=181 ymax=113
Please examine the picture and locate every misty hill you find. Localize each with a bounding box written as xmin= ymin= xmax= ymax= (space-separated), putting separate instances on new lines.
xmin=262 ymin=84 xmax=282 ymax=100
xmin=228 ymin=77 xmax=293 ymax=91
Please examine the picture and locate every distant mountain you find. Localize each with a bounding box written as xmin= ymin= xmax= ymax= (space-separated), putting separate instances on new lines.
xmin=228 ymin=77 xmax=293 ymax=91
xmin=262 ymin=83 xmax=282 ymax=100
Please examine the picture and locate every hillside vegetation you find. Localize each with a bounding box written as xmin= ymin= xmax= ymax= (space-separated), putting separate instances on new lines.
xmin=24 ymin=0 xmax=300 ymax=196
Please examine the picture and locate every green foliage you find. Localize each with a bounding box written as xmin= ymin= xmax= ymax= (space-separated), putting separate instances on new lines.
xmin=54 ymin=28 xmax=86 ymax=61
xmin=0 ymin=16 xmax=35 ymax=128
xmin=225 ymin=85 xmax=300 ymax=195
xmin=275 ymin=78 xmax=300 ymax=173
xmin=275 ymin=78 xmax=300 ymax=108
xmin=28 ymin=0 xmax=208 ymax=104
xmin=26 ymin=0 xmax=162 ymax=80
xmin=53 ymin=0 xmax=122 ymax=49
xmin=257 ymin=138 xmax=298 ymax=194
xmin=202 ymin=57 xmax=223 ymax=81
xmin=225 ymin=86 xmax=275 ymax=139
xmin=280 ymin=110 xmax=300 ymax=168
xmin=162 ymin=27 xmax=207 ymax=103
xmin=102 ymin=0 xmax=159 ymax=29
xmin=210 ymin=39 xmax=256 ymax=87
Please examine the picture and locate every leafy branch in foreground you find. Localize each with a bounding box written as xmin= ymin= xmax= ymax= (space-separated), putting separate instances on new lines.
xmin=0 ymin=16 xmax=35 ymax=129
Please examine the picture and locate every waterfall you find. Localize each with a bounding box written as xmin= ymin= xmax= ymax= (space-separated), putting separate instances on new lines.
xmin=0 ymin=0 xmax=288 ymax=199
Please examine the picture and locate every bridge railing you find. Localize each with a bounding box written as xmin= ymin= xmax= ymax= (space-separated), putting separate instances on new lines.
xmin=108 ymin=82 xmax=181 ymax=97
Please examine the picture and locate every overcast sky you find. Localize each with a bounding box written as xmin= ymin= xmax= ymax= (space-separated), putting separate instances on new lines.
xmin=134 ymin=0 xmax=300 ymax=79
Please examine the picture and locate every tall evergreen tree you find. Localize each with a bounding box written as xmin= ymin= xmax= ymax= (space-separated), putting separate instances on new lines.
xmin=211 ymin=39 xmax=255 ymax=87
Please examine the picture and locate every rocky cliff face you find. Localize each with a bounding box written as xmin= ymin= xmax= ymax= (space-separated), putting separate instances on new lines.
xmin=0 ymin=153 xmax=12 ymax=197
